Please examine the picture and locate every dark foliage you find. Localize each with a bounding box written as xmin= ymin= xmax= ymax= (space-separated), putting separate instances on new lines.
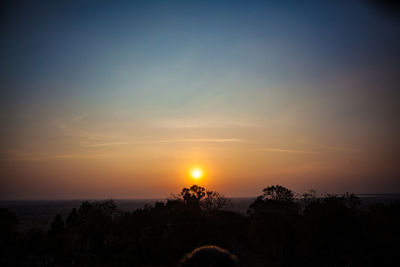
xmin=0 ymin=186 xmax=399 ymax=266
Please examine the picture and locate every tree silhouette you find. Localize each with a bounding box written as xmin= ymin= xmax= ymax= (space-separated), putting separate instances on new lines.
xmin=176 ymin=185 xmax=230 ymax=212
xmin=0 ymin=207 xmax=18 ymax=233
xmin=202 ymin=190 xmax=230 ymax=211
xmin=2 ymin=185 xmax=399 ymax=266
xmin=300 ymin=189 xmax=318 ymax=211
xmin=50 ymin=214 xmax=64 ymax=235
xmin=247 ymin=185 xmax=298 ymax=216
xmin=262 ymin=185 xmax=294 ymax=202
xmin=180 ymin=185 xmax=206 ymax=204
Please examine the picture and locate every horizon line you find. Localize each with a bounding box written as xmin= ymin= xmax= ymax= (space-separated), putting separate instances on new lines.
xmin=2 ymin=193 xmax=400 ymax=202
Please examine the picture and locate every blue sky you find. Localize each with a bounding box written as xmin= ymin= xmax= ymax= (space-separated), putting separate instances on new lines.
xmin=1 ymin=0 xmax=399 ymax=198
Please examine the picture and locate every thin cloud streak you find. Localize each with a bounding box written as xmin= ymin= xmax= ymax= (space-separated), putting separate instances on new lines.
xmin=81 ymin=138 xmax=247 ymax=147
xmin=298 ymin=139 xmax=362 ymax=152
xmin=0 ymin=152 xmax=114 ymax=161
xmin=156 ymin=138 xmax=247 ymax=143
xmin=82 ymin=142 xmax=132 ymax=148
xmin=150 ymin=117 xmax=265 ymax=129
xmin=259 ymin=148 xmax=316 ymax=154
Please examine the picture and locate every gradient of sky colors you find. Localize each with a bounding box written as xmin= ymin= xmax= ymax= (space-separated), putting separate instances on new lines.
xmin=1 ymin=0 xmax=399 ymax=199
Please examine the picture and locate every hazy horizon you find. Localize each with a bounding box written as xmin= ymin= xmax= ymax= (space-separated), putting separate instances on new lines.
xmin=3 ymin=191 xmax=400 ymax=201
xmin=1 ymin=0 xmax=399 ymax=199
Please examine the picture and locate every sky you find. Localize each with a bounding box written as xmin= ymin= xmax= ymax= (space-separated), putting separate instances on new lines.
xmin=1 ymin=0 xmax=399 ymax=199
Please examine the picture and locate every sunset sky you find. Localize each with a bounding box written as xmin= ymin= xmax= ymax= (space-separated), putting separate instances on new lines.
xmin=1 ymin=0 xmax=399 ymax=199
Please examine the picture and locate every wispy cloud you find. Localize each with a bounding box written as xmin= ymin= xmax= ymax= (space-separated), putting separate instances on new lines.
xmin=71 ymin=114 xmax=87 ymax=123
xmin=258 ymin=148 xmax=315 ymax=154
xmin=298 ymin=139 xmax=361 ymax=152
xmin=81 ymin=142 xmax=132 ymax=148
xmin=80 ymin=138 xmax=247 ymax=147
xmin=0 ymin=151 xmax=113 ymax=161
xmin=150 ymin=117 xmax=265 ymax=129
xmin=156 ymin=138 xmax=246 ymax=143
xmin=52 ymin=114 xmax=87 ymax=130
xmin=53 ymin=119 xmax=67 ymax=130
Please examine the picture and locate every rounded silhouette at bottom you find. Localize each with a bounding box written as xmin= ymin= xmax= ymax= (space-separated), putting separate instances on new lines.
xmin=179 ymin=245 xmax=239 ymax=267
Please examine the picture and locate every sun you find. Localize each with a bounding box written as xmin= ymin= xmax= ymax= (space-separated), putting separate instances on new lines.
xmin=191 ymin=168 xmax=203 ymax=179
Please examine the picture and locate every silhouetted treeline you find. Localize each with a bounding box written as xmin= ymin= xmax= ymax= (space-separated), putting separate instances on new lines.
xmin=1 ymin=185 xmax=399 ymax=266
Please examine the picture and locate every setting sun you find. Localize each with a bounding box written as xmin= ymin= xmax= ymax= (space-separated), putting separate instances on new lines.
xmin=191 ymin=168 xmax=203 ymax=179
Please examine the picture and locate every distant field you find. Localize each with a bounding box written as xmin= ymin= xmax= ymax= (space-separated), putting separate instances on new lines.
xmin=1 ymin=194 xmax=399 ymax=231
